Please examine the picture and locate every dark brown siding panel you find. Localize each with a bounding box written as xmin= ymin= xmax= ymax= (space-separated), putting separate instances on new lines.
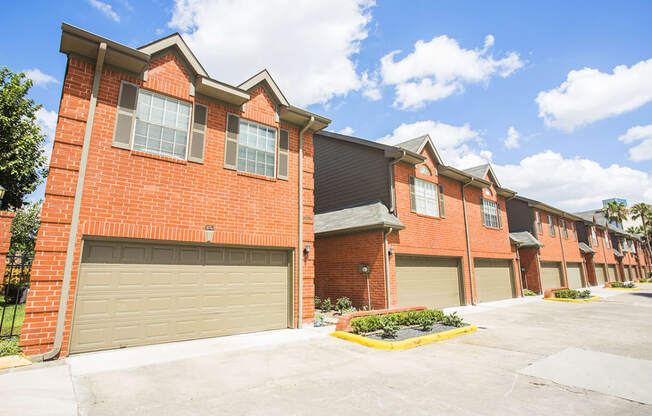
xmin=576 ymin=221 xmax=589 ymax=245
xmin=506 ymin=198 xmax=533 ymax=233
xmin=314 ymin=133 xmax=390 ymax=213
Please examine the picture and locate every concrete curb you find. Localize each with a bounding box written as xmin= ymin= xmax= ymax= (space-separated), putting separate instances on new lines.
xmin=543 ymin=296 xmax=601 ymax=303
xmin=330 ymin=325 xmax=477 ymax=350
xmin=0 ymin=354 xmax=32 ymax=370
xmin=605 ymin=287 xmax=640 ymax=291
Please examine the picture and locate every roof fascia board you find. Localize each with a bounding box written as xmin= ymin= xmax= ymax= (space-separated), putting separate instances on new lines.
xmin=62 ymin=22 xmax=149 ymax=61
xmin=138 ymin=34 xmax=208 ymax=77
xmin=195 ymin=76 xmax=250 ymax=106
xmin=315 ymin=222 xmax=406 ymax=238
xmin=239 ymin=70 xmax=290 ymax=106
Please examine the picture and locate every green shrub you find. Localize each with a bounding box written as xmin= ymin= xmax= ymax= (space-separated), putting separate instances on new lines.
xmin=523 ymin=289 xmax=537 ymax=296
xmin=640 ymin=278 xmax=650 ymax=283
xmin=351 ymin=314 xmax=382 ymax=334
xmin=314 ymin=296 xmax=321 ymax=308
xmin=419 ymin=309 xmax=444 ymax=323
xmin=417 ymin=314 xmax=434 ymax=331
xmin=441 ymin=312 xmax=465 ymax=327
xmin=554 ymin=289 xmax=577 ymax=299
xmin=578 ymin=289 xmax=592 ymax=299
xmin=611 ymin=282 xmax=635 ymax=288
xmin=314 ymin=313 xmax=325 ymax=327
xmin=320 ymin=298 xmax=333 ymax=312
xmin=379 ymin=316 xmax=399 ymax=338
xmin=0 ymin=338 xmax=22 ymax=357
xmin=336 ymin=297 xmax=352 ymax=313
xmin=350 ymin=309 xmax=445 ymax=334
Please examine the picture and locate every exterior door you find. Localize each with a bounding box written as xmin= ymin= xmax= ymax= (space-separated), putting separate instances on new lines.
xmin=70 ymin=240 xmax=291 ymax=353
xmin=396 ymin=255 xmax=462 ymax=309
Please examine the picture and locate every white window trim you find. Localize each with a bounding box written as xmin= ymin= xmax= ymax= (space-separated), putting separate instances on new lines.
xmin=548 ymin=215 xmax=555 ymax=236
xmin=132 ymin=87 xmax=192 ymax=161
xmin=482 ymin=199 xmax=499 ymax=228
xmin=236 ymin=118 xmax=278 ymax=178
xmin=535 ymin=212 xmax=542 ymax=234
xmin=414 ymin=177 xmax=439 ymax=217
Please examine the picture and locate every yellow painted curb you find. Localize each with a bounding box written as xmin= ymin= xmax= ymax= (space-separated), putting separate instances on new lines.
xmin=0 ymin=354 xmax=32 ymax=370
xmin=543 ymin=296 xmax=600 ymax=303
xmin=637 ymin=282 xmax=652 ymax=284
xmin=330 ymin=325 xmax=478 ymax=350
xmin=605 ymin=287 xmax=640 ymax=291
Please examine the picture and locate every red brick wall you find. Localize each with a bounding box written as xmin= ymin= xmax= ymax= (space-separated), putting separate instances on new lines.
xmin=314 ymin=231 xmax=387 ymax=310
xmin=518 ymin=247 xmax=541 ymax=294
xmin=0 ymin=211 xmax=14 ymax=278
xmin=21 ymin=53 xmax=315 ymax=357
xmin=583 ymin=254 xmax=597 ymax=286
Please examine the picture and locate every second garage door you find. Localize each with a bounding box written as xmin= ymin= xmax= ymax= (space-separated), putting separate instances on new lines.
xmin=69 ymin=240 xmax=291 ymax=354
xmin=595 ymin=263 xmax=607 ymax=285
xmin=474 ymin=259 xmax=515 ymax=303
xmin=607 ymin=264 xmax=618 ymax=282
xmin=540 ymin=262 xmax=563 ymax=290
xmin=396 ymin=255 xmax=462 ymax=309
xmin=566 ymin=263 xmax=584 ymax=289
xmin=626 ymin=265 xmax=634 ymax=281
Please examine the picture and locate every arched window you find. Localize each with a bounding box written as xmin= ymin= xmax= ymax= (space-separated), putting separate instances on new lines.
xmin=419 ymin=165 xmax=432 ymax=176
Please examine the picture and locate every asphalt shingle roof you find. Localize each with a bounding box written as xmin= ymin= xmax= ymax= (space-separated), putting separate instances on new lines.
xmin=314 ymin=201 xmax=405 ymax=236
xmin=462 ymin=164 xmax=490 ymax=180
xmin=578 ymin=242 xmax=595 ymax=254
xmin=509 ymin=231 xmax=543 ymax=248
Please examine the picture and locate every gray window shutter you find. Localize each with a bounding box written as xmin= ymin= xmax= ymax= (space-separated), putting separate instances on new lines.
xmin=497 ymin=203 xmax=503 ymax=229
xmin=409 ymin=176 xmax=416 ymax=213
xmin=278 ymin=129 xmax=289 ymax=180
xmin=438 ymin=184 xmax=445 ymax=218
xmin=480 ymin=197 xmax=486 ymax=226
xmin=224 ymin=113 xmax=239 ymax=170
xmin=188 ymin=103 xmax=207 ymax=163
xmin=112 ymin=81 xmax=138 ymax=149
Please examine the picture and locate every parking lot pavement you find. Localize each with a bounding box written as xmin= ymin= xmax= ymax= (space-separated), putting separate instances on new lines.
xmin=2 ymin=287 xmax=651 ymax=415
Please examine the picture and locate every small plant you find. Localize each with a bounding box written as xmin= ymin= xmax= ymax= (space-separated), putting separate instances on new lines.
xmin=379 ymin=315 xmax=399 ymax=338
xmin=441 ymin=312 xmax=465 ymax=327
xmin=0 ymin=338 xmax=22 ymax=357
xmin=314 ymin=313 xmax=325 ymax=327
xmin=419 ymin=309 xmax=444 ymax=323
xmin=417 ymin=314 xmax=435 ymax=331
xmin=314 ymin=296 xmax=321 ymax=308
xmin=340 ymin=307 xmax=357 ymax=314
xmin=320 ymin=298 xmax=333 ymax=312
xmin=336 ymin=297 xmax=352 ymax=314
xmin=351 ymin=314 xmax=382 ymax=334
xmin=611 ymin=282 xmax=635 ymax=288
xmin=578 ymin=289 xmax=592 ymax=299
xmin=640 ymin=278 xmax=651 ymax=283
xmin=523 ymin=289 xmax=537 ymax=296
xmin=554 ymin=289 xmax=577 ymax=299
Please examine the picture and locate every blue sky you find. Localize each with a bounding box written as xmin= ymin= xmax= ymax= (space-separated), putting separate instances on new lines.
xmin=2 ymin=0 xmax=651 ymax=211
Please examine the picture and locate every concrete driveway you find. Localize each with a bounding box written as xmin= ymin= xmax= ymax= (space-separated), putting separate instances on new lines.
xmin=2 ymin=286 xmax=652 ymax=415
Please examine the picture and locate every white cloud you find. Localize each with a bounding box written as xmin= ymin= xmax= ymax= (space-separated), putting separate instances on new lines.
xmin=503 ymin=126 xmax=520 ymax=149
xmin=618 ymin=124 xmax=652 ymax=162
xmin=23 ymin=69 xmax=58 ymax=87
xmin=168 ymin=0 xmax=375 ymax=107
xmin=88 ymin=0 xmax=120 ymax=22
xmin=377 ymin=120 xmax=491 ymax=168
xmin=380 ymin=35 xmax=523 ymax=110
xmin=360 ymin=71 xmax=381 ymax=101
xmin=536 ymin=58 xmax=652 ymax=131
xmin=36 ymin=108 xmax=57 ymax=163
xmin=494 ymin=151 xmax=652 ymax=211
xmin=337 ymin=126 xmax=355 ymax=135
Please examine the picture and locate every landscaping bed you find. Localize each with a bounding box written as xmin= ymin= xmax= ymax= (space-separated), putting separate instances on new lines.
xmin=605 ymin=282 xmax=639 ymax=290
xmin=365 ymin=323 xmax=467 ymax=342
xmin=544 ymin=288 xmax=598 ymax=302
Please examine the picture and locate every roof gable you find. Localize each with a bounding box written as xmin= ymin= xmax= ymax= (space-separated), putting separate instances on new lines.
xmin=238 ymin=69 xmax=290 ymax=106
xmin=138 ymin=33 xmax=208 ymax=77
xmin=463 ymin=164 xmax=502 ymax=187
xmin=396 ymin=135 xmax=444 ymax=165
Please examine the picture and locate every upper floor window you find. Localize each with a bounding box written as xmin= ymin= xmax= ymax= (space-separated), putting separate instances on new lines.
xmin=605 ymin=233 xmax=611 ymax=248
xmin=572 ymin=223 xmax=578 ymax=240
xmin=134 ymin=89 xmax=192 ymax=160
xmin=482 ymin=199 xmax=500 ymax=228
xmin=561 ymin=219 xmax=569 ymax=239
xmin=414 ymin=178 xmax=439 ymax=217
xmin=237 ymin=119 xmax=277 ymax=177
xmin=535 ymin=212 xmax=543 ymax=234
xmin=548 ymin=215 xmax=555 ymax=236
xmin=591 ymin=227 xmax=598 ymax=247
xmin=419 ymin=165 xmax=432 ymax=176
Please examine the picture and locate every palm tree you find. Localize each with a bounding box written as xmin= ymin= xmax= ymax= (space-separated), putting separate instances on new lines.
xmin=627 ymin=225 xmax=644 ymax=234
xmin=602 ymin=200 xmax=628 ymax=227
xmin=630 ymin=202 xmax=652 ymax=257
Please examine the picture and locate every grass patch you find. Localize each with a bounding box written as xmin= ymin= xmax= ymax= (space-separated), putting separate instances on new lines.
xmin=0 ymin=295 xmax=25 ymax=337
xmin=0 ymin=337 xmax=22 ymax=357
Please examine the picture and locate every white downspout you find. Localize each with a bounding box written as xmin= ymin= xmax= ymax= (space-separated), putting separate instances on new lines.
xmin=32 ymin=42 xmax=107 ymax=361
xmin=298 ymin=116 xmax=315 ymax=328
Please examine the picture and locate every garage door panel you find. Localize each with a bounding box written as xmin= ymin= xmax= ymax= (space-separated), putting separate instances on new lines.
xmin=475 ymin=259 xmax=514 ymax=303
xmin=396 ymin=256 xmax=462 ymax=309
xmin=70 ymin=241 xmax=290 ymax=353
xmin=541 ymin=262 xmax=563 ymax=290
xmin=595 ymin=264 xmax=607 ymax=285
xmin=608 ymin=265 xmax=617 ymax=281
xmin=566 ymin=263 xmax=584 ymax=289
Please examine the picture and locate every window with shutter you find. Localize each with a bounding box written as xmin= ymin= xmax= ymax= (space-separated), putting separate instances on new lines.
xmin=112 ymin=81 xmax=138 ymax=149
xmin=535 ymin=212 xmax=543 ymax=234
xmin=413 ymin=178 xmax=438 ymax=217
xmin=482 ymin=198 xmax=499 ymax=228
xmin=188 ymin=103 xmax=207 ymax=163
xmin=237 ymin=119 xmax=276 ymax=177
xmin=224 ymin=113 xmax=240 ymax=169
xmin=278 ymin=129 xmax=289 ymax=180
xmin=409 ymin=176 xmax=416 ymax=213
xmin=438 ymin=184 xmax=445 ymax=218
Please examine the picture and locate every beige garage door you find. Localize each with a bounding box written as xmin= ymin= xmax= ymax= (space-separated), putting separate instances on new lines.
xmin=626 ymin=265 xmax=634 ymax=281
xmin=540 ymin=262 xmax=563 ymax=290
xmin=595 ymin=263 xmax=607 ymax=285
xmin=396 ymin=256 xmax=462 ymax=309
xmin=70 ymin=240 xmax=291 ymax=353
xmin=566 ymin=263 xmax=584 ymax=289
xmin=607 ymin=264 xmax=618 ymax=282
xmin=474 ymin=259 xmax=514 ymax=303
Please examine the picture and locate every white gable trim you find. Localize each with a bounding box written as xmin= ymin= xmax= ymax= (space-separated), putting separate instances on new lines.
xmin=139 ymin=34 xmax=208 ymax=77
xmin=238 ymin=69 xmax=290 ymax=107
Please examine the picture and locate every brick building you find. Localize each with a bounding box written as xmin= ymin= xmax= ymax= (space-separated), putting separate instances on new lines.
xmin=20 ymin=23 xmax=329 ymax=358
xmin=313 ymin=132 xmax=519 ymax=311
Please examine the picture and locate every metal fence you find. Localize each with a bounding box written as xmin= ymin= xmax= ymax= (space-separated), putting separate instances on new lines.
xmin=1 ymin=255 xmax=32 ymax=339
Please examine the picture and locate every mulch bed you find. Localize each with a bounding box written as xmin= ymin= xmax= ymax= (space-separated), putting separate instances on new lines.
xmin=364 ymin=324 xmax=466 ymax=342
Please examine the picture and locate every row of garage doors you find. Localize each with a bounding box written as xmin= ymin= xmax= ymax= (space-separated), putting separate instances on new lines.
xmin=540 ymin=262 xmax=586 ymax=290
xmin=69 ymin=240 xmax=292 ymax=354
xmin=395 ymin=255 xmax=517 ymax=309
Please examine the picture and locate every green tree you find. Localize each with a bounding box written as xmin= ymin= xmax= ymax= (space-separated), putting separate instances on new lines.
xmin=9 ymin=201 xmax=41 ymax=256
xmin=601 ymin=201 xmax=628 ymax=227
xmin=629 ymin=203 xmax=652 ymax=257
xmin=0 ymin=66 xmax=48 ymax=210
xmin=626 ymin=225 xmax=644 ymax=234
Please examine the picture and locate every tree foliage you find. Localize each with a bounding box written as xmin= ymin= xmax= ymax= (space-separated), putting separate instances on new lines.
xmin=0 ymin=66 xmax=48 ymax=210
xmin=9 ymin=201 xmax=41 ymax=256
xmin=602 ymin=201 xmax=628 ymax=226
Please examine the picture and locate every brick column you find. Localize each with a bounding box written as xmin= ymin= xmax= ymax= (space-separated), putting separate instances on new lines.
xmin=0 ymin=211 xmax=15 ymax=278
